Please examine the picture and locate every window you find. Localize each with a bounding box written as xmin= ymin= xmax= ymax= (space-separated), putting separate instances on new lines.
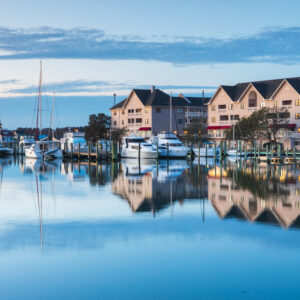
xmin=145 ymin=119 xmax=150 ymax=124
xmin=211 ymin=105 xmax=216 ymax=111
xmin=218 ymin=104 xmax=226 ymax=110
xmin=156 ymin=108 xmax=161 ymax=113
xmin=279 ymin=112 xmax=290 ymax=118
xmin=230 ymin=115 xmax=239 ymax=120
xmin=121 ymin=120 xmax=124 ymax=125
xmin=196 ymin=108 xmax=200 ymax=112
xmin=178 ymin=119 xmax=183 ymax=124
xmin=296 ymin=113 xmax=300 ymax=120
xmin=260 ymin=102 xmax=266 ymax=108
xmin=122 ymin=110 xmax=125 ymax=115
xmin=136 ymin=118 xmax=142 ymax=123
xmin=228 ymin=104 xmax=234 ymax=110
xmin=190 ymin=108 xmax=195 ymax=112
xmin=136 ymin=108 xmax=142 ymax=113
xmin=113 ymin=111 xmax=117 ymax=116
xmin=211 ymin=117 xmax=216 ymax=123
xmin=113 ymin=121 xmax=117 ymax=126
xmin=296 ymin=100 xmax=300 ymax=106
xmin=241 ymin=103 xmax=245 ymax=109
xmin=128 ymin=118 xmax=134 ymax=123
xmin=282 ymin=100 xmax=292 ymax=106
xmin=128 ymin=109 xmax=134 ymax=113
xmin=178 ymin=108 xmax=183 ymax=113
xmin=145 ymin=109 xmax=148 ymax=113
xmin=248 ymin=91 xmax=257 ymax=107
xmin=220 ymin=115 xmax=229 ymax=121
xmin=274 ymin=101 xmax=278 ymax=107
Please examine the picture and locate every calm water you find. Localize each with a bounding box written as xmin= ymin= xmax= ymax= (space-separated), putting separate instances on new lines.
xmin=0 ymin=157 xmax=300 ymax=299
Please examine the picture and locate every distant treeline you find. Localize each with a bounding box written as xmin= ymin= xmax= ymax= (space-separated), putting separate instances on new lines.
xmin=16 ymin=127 xmax=86 ymax=139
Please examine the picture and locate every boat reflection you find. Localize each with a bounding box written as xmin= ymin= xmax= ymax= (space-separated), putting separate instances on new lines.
xmin=208 ymin=161 xmax=300 ymax=229
xmin=112 ymin=159 xmax=208 ymax=214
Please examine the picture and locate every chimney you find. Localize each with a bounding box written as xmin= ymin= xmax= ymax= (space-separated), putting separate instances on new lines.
xmin=151 ymin=86 xmax=155 ymax=93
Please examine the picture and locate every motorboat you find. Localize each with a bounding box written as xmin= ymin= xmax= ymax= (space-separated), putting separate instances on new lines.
xmin=18 ymin=136 xmax=35 ymax=155
xmin=193 ymin=143 xmax=220 ymax=157
xmin=60 ymin=131 xmax=88 ymax=153
xmin=149 ymin=132 xmax=188 ymax=158
xmin=227 ymin=149 xmax=245 ymax=157
xmin=0 ymin=141 xmax=14 ymax=156
xmin=121 ymin=135 xmax=159 ymax=159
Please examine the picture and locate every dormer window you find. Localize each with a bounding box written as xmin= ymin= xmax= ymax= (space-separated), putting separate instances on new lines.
xmin=248 ymin=91 xmax=257 ymax=107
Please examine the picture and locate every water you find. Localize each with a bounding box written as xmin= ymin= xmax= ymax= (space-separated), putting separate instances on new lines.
xmin=0 ymin=157 xmax=300 ymax=299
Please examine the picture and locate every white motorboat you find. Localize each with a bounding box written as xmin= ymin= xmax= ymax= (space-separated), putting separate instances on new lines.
xmin=121 ymin=135 xmax=159 ymax=159
xmin=0 ymin=141 xmax=14 ymax=156
xmin=193 ymin=144 xmax=220 ymax=157
xmin=60 ymin=131 xmax=88 ymax=153
xmin=150 ymin=132 xmax=188 ymax=158
xmin=227 ymin=149 xmax=245 ymax=157
xmin=18 ymin=136 xmax=35 ymax=155
xmin=25 ymin=142 xmax=44 ymax=159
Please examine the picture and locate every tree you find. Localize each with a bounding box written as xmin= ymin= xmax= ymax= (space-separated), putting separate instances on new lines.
xmin=226 ymin=107 xmax=291 ymax=146
xmin=111 ymin=128 xmax=128 ymax=143
xmin=182 ymin=117 xmax=207 ymax=144
xmin=85 ymin=113 xmax=110 ymax=142
xmin=257 ymin=107 xmax=290 ymax=145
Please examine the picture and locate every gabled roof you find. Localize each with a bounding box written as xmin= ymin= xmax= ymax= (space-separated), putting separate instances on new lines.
xmin=111 ymin=88 xmax=211 ymax=109
xmin=110 ymin=98 xmax=126 ymax=110
xmin=211 ymin=76 xmax=300 ymax=103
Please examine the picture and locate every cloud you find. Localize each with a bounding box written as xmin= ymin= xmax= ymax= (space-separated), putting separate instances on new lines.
xmin=0 ymin=26 xmax=299 ymax=64
xmin=6 ymin=79 xmax=217 ymax=95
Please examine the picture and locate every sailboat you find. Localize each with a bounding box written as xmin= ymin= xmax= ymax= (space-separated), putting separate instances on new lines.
xmin=44 ymin=92 xmax=63 ymax=160
xmin=25 ymin=61 xmax=45 ymax=159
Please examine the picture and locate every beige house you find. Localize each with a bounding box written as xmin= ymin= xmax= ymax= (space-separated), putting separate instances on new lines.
xmin=207 ymin=77 xmax=300 ymax=148
xmin=110 ymin=86 xmax=209 ymax=137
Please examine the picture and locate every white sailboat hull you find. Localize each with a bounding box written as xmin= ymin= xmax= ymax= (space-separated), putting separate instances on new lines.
xmin=44 ymin=148 xmax=63 ymax=159
xmin=25 ymin=148 xmax=44 ymax=159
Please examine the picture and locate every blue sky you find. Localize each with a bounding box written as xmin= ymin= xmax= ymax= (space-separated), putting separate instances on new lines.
xmin=0 ymin=0 xmax=300 ymax=128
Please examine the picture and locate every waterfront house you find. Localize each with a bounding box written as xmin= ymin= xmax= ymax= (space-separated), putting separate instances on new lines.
xmin=207 ymin=77 xmax=300 ymax=148
xmin=110 ymin=86 xmax=209 ymax=137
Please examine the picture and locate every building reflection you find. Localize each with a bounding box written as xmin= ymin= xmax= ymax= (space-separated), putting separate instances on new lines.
xmin=208 ymin=162 xmax=300 ymax=229
xmin=111 ymin=159 xmax=208 ymax=214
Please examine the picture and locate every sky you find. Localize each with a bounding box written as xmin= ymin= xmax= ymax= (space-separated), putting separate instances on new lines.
xmin=0 ymin=0 xmax=300 ymax=128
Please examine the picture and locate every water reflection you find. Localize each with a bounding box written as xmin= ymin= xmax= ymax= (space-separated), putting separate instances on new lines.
xmin=208 ymin=161 xmax=300 ymax=229
xmin=111 ymin=160 xmax=207 ymax=214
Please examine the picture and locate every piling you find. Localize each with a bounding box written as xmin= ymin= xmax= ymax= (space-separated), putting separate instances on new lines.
xmin=88 ymin=142 xmax=91 ymax=161
xmin=198 ymin=142 xmax=200 ymax=165
xmin=71 ymin=143 xmax=73 ymax=159
xmin=156 ymin=141 xmax=159 ymax=159
xmin=167 ymin=142 xmax=169 ymax=160
xmin=138 ymin=141 xmax=141 ymax=161
xmin=78 ymin=144 xmax=81 ymax=161
xmin=96 ymin=141 xmax=99 ymax=161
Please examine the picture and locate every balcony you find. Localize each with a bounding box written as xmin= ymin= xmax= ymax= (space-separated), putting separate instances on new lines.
xmin=248 ymin=107 xmax=257 ymax=112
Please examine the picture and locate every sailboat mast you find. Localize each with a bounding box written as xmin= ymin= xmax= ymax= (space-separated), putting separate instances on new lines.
xmin=39 ymin=61 xmax=42 ymax=135
xmin=35 ymin=61 xmax=43 ymax=141
xmin=52 ymin=92 xmax=55 ymax=140
xmin=169 ymin=91 xmax=172 ymax=132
